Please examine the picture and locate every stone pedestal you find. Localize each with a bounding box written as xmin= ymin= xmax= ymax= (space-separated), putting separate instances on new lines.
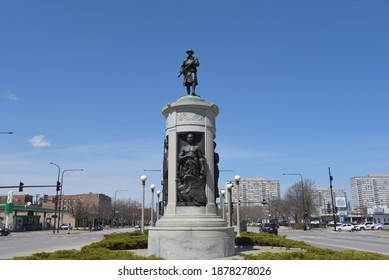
xmin=148 ymin=95 xmax=235 ymax=259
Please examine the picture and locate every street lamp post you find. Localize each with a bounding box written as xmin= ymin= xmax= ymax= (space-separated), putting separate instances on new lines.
xmin=140 ymin=175 xmax=147 ymax=234
xmin=234 ymin=175 xmax=241 ymax=237
xmin=226 ymin=183 xmax=233 ymax=227
xmin=156 ymin=190 xmax=161 ymax=221
xmin=150 ymin=184 xmax=155 ymax=227
xmin=220 ymin=190 xmax=226 ymax=220
xmin=113 ymin=189 xmax=128 ymax=227
xmin=283 ymin=173 xmax=306 ymax=229
xmin=57 ymin=168 xmax=84 ymax=233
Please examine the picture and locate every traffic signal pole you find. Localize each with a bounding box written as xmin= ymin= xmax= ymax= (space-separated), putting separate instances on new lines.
xmin=328 ymin=167 xmax=337 ymax=231
xmin=0 ymin=184 xmax=57 ymax=189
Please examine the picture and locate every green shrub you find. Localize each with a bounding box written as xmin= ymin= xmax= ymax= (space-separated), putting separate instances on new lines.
xmin=12 ymin=247 xmax=162 ymax=260
xmin=84 ymin=231 xmax=148 ymax=250
xmin=237 ymin=232 xmax=311 ymax=250
xmin=235 ymin=236 xmax=254 ymax=246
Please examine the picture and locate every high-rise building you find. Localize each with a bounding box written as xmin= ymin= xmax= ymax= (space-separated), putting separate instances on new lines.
xmin=350 ymin=174 xmax=389 ymax=210
xmin=312 ymin=188 xmax=348 ymax=216
xmin=229 ymin=177 xmax=280 ymax=206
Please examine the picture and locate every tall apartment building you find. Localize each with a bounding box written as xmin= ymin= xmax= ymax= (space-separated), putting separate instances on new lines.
xmin=312 ymin=188 xmax=348 ymax=216
xmin=229 ymin=177 xmax=280 ymax=206
xmin=350 ymin=174 xmax=389 ymax=210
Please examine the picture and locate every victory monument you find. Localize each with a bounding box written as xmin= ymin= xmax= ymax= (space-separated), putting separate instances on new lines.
xmin=147 ymin=50 xmax=235 ymax=259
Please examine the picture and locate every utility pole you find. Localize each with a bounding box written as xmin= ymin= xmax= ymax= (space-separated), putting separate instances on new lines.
xmin=328 ymin=167 xmax=337 ymax=231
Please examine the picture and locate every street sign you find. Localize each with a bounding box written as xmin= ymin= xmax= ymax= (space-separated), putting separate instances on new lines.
xmin=5 ymin=203 xmax=13 ymax=214
xmin=6 ymin=191 xmax=13 ymax=203
xmin=335 ymin=197 xmax=346 ymax=208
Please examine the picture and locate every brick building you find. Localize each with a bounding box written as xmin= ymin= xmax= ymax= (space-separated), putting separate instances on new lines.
xmin=42 ymin=193 xmax=112 ymax=228
xmin=1 ymin=193 xmax=111 ymax=230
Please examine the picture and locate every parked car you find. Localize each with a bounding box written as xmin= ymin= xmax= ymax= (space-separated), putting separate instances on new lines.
xmin=328 ymin=221 xmax=342 ymax=227
xmin=259 ymin=223 xmax=278 ymax=235
xmin=93 ymin=225 xmax=103 ymax=231
xmin=0 ymin=226 xmax=11 ymax=236
xmin=354 ymin=222 xmax=374 ymax=231
xmin=278 ymin=221 xmax=289 ymax=227
xmin=382 ymin=222 xmax=389 ymax=230
xmin=371 ymin=224 xmax=382 ymax=230
xmin=59 ymin=223 xmax=72 ymax=230
xmin=134 ymin=224 xmax=141 ymax=230
xmin=335 ymin=223 xmax=355 ymax=232
xmin=372 ymin=222 xmax=389 ymax=230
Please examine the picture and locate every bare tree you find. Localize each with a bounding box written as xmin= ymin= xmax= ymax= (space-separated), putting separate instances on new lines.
xmin=283 ymin=178 xmax=318 ymax=224
xmin=67 ymin=200 xmax=95 ymax=228
xmin=112 ymin=198 xmax=143 ymax=227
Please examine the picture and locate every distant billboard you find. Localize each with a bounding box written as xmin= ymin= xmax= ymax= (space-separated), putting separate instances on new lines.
xmin=335 ymin=196 xmax=346 ymax=208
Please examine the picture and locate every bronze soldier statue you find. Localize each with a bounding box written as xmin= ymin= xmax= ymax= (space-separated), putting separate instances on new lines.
xmin=179 ymin=49 xmax=200 ymax=95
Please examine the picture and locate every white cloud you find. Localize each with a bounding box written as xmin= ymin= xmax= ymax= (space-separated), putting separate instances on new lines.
xmin=28 ymin=135 xmax=51 ymax=147
xmin=3 ymin=92 xmax=19 ymax=101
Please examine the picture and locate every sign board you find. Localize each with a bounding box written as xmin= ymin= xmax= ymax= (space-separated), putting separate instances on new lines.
xmin=5 ymin=203 xmax=13 ymax=214
xmin=335 ymin=196 xmax=346 ymax=208
xmin=7 ymin=191 xmax=13 ymax=204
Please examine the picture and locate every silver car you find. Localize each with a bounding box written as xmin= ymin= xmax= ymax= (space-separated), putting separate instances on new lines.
xmin=372 ymin=222 xmax=389 ymax=230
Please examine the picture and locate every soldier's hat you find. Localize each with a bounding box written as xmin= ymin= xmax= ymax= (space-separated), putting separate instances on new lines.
xmin=186 ymin=49 xmax=194 ymax=54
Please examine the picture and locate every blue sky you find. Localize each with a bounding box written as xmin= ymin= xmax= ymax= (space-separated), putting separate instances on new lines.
xmin=1 ymin=0 xmax=388 ymax=204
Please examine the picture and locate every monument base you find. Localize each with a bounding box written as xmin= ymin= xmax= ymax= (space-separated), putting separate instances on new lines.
xmin=148 ymin=225 xmax=235 ymax=260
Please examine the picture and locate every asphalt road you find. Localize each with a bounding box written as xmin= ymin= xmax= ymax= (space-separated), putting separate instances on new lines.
xmin=249 ymin=226 xmax=389 ymax=255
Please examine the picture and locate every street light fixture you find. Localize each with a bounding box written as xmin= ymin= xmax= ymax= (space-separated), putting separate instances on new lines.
xmin=226 ymin=182 xmax=233 ymax=227
xmin=57 ymin=168 xmax=84 ymax=232
xmin=282 ymin=173 xmax=306 ymax=229
xmin=150 ymin=184 xmax=155 ymax=227
xmin=234 ymin=175 xmax=241 ymax=237
xmin=140 ymin=175 xmax=147 ymax=234
xmin=156 ymin=190 xmax=161 ymax=221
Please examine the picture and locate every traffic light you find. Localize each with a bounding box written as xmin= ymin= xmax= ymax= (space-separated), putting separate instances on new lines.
xmin=19 ymin=181 xmax=24 ymax=192
xmin=303 ymin=210 xmax=309 ymax=218
xmin=231 ymin=203 xmax=234 ymax=214
xmin=327 ymin=202 xmax=331 ymax=214
xmin=238 ymin=199 xmax=241 ymax=206
xmin=56 ymin=181 xmax=61 ymax=192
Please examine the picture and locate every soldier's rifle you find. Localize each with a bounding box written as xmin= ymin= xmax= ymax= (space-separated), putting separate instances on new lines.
xmin=177 ymin=54 xmax=203 ymax=78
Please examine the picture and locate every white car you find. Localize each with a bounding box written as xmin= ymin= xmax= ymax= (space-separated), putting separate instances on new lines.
xmin=59 ymin=223 xmax=72 ymax=230
xmin=354 ymin=222 xmax=374 ymax=231
xmin=335 ymin=223 xmax=355 ymax=232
